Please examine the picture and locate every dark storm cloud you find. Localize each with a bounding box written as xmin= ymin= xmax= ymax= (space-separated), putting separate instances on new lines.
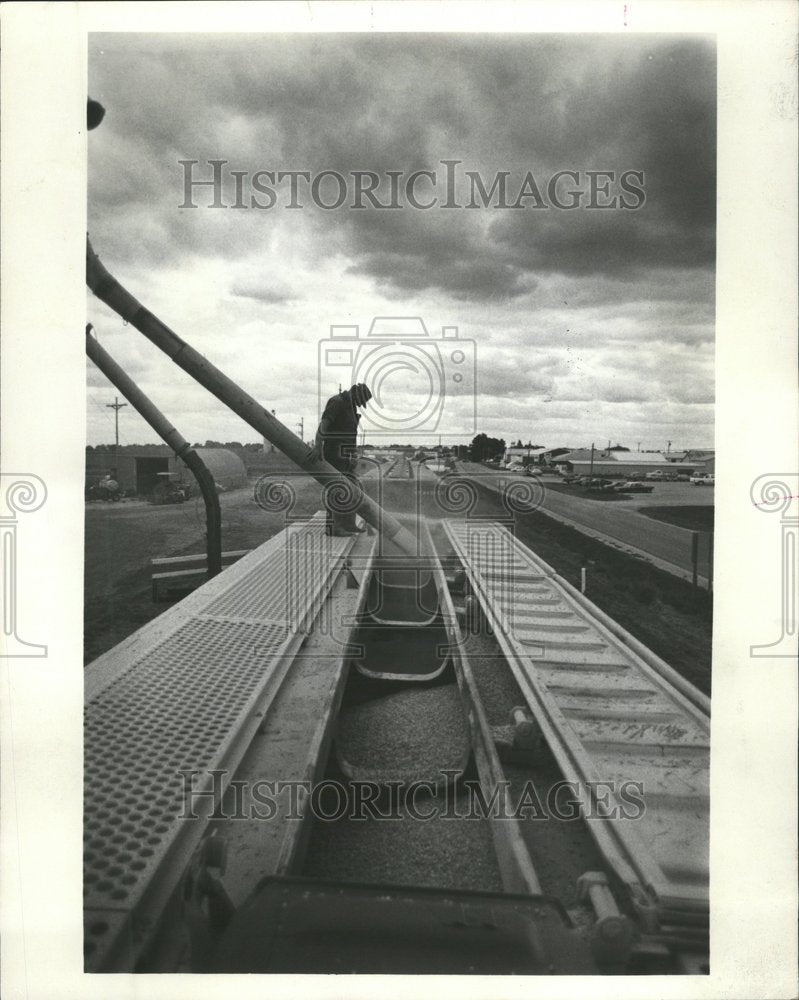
xmin=491 ymin=207 xmax=715 ymax=279
xmin=86 ymin=33 xmax=715 ymax=449
xmin=90 ymin=33 xmax=715 ymax=301
xmin=347 ymin=251 xmax=530 ymax=301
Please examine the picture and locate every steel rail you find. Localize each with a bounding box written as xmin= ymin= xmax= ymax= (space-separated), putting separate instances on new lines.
xmin=423 ymin=523 xmax=545 ymax=898
xmin=443 ymin=519 xmax=710 ymax=926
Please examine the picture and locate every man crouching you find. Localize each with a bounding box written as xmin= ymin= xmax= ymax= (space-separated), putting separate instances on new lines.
xmin=311 ymin=383 xmax=372 ymax=536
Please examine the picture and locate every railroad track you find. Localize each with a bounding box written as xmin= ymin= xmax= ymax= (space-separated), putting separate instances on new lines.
xmin=385 ymin=453 xmax=418 ymax=479
xmin=443 ymin=519 xmax=710 ymax=937
xmin=83 ymin=510 xmax=710 ymax=974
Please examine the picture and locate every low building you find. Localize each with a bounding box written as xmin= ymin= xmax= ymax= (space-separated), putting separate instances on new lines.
xmin=540 ymin=447 xmax=574 ymax=465
xmin=681 ymin=450 xmax=715 ymax=474
xmin=555 ymin=450 xmax=682 ymax=478
xmin=503 ymin=446 xmax=547 ymax=467
xmin=85 ymin=444 xmax=247 ymax=495
xmin=193 ymin=447 xmax=248 ymax=490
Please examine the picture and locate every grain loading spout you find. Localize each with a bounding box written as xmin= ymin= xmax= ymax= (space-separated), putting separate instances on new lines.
xmin=86 ymin=324 xmax=223 ymax=578
xmin=85 ymin=237 xmax=418 ymax=557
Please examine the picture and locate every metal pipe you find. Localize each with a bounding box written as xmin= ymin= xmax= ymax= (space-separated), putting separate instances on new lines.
xmin=86 ymin=238 xmax=418 ymax=557
xmin=86 ymin=326 xmax=222 ymax=578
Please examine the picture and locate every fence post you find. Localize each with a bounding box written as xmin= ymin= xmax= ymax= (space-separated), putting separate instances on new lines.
xmin=707 ymin=533 xmax=714 ymax=593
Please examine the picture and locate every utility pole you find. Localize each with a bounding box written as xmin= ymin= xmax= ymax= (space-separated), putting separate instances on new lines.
xmin=589 ymin=442 xmax=595 ymax=477
xmin=106 ymin=396 xmax=127 ymax=474
xmin=637 ymin=441 xmax=641 ymax=452
xmin=667 ymin=440 xmax=672 ymax=454
xmin=297 ymin=417 xmax=304 ymax=445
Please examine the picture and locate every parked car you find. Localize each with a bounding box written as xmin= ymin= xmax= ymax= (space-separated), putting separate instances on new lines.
xmin=690 ymin=473 xmax=715 ymax=485
xmin=585 ymin=478 xmax=615 ymax=492
xmin=523 ymin=466 xmax=543 ymax=477
xmin=613 ymin=481 xmax=655 ymax=493
xmin=676 ymin=473 xmax=691 ymax=482
xmin=645 ymin=470 xmax=667 ymax=481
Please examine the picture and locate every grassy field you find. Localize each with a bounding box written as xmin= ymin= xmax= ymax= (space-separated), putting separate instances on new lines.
xmin=640 ymin=505 xmax=714 ymax=532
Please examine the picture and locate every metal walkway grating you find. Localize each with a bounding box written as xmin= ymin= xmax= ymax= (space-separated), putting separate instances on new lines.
xmin=205 ymin=520 xmax=348 ymax=625
xmin=84 ymin=619 xmax=290 ymax=909
xmin=444 ymin=519 xmax=710 ymax=922
xmin=84 ymin=514 xmax=354 ymax=969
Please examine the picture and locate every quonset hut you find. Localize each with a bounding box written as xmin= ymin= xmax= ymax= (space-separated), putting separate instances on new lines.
xmin=85 ymin=445 xmax=247 ymax=495
xmin=192 ymin=447 xmax=248 ymax=490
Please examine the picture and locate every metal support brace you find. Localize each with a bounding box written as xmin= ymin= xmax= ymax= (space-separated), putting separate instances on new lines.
xmin=576 ymin=870 xmax=635 ymax=969
xmin=183 ymin=834 xmax=236 ymax=972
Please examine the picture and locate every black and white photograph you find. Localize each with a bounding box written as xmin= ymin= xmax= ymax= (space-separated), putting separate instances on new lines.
xmin=82 ymin=29 xmax=718 ymax=975
xmin=1 ymin=2 xmax=797 ymax=997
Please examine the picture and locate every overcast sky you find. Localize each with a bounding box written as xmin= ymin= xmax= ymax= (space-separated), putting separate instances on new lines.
xmin=87 ymin=33 xmax=715 ymax=451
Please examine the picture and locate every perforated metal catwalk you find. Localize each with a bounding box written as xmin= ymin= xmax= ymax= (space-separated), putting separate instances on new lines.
xmin=444 ymin=519 xmax=710 ymax=929
xmin=84 ymin=513 xmax=354 ymax=970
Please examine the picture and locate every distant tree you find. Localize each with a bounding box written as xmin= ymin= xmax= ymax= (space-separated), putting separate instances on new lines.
xmin=469 ymin=433 xmax=506 ymax=462
xmin=204 ymin=440 xmax=223 ymax=448
xmin=608 ymin=443 xmax=630 ymax=452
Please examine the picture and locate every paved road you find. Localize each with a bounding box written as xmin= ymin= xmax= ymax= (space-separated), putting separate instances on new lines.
xmin=603 ymin=480 xmax=715 ymax=509
xmin=86 ymin=462 xmax=713 ymax=593
xmin=456 ymin=463 xmax=712 ymax=582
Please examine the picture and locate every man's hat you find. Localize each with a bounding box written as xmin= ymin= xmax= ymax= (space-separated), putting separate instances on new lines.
xmin=350 ymin=383 xmax=372 ymax=408
xmin=87 ymin=98 xmax=106 ymax=131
